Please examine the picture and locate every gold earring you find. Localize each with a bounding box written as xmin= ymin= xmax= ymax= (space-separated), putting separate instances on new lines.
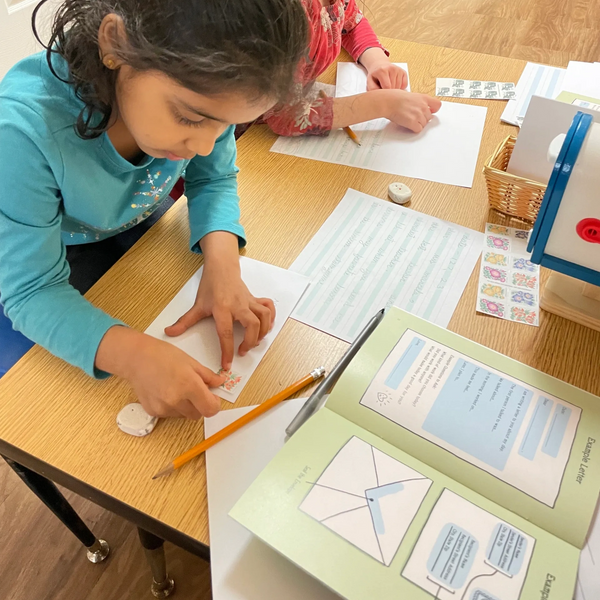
xmin=104 ymin=58 xmax=116 ymax=69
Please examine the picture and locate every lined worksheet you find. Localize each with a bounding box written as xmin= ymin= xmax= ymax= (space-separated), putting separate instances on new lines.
xmin=290 ymin=189 xmax=482 ymax=341
xmin=270 ymin=64 xmax=487 ymax=188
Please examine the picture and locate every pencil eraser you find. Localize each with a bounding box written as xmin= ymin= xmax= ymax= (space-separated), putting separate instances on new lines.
xmin=117 ymin=403 xmax=157 ymax=437
xmin=388 ymin=182 xmax=412 ymax=205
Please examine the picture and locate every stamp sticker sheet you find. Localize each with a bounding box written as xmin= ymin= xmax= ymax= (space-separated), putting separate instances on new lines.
xmin=476 ymin=224 xmax=540 ymax=326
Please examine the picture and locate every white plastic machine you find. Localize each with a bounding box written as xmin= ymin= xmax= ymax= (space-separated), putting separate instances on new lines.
xmin=527 ymin=111 xmax=600 ymax=330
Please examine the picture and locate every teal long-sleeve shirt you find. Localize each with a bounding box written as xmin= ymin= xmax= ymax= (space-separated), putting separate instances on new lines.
xmin=0 ymin=52 xmax=246 ymax=378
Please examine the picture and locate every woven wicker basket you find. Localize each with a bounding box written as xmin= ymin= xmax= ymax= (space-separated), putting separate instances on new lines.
xmin=483 ymin=135 xmax=546 ymax=223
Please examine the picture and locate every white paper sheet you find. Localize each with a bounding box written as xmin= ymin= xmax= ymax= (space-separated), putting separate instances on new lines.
xmin=562 ymin=61 xmax=600 ymax=99
xmin=270 ymin=65 xmax=487 ymax=188
xmin=576 ymin=501 xmax=600 ymax=600
xmin=289 ymin=189 xmax=483 ymax=342
xmin=507 ymin=96 xmax=600 ymax=184
xmin=205 ymin=399 xmax=339 ymax=600
xmin=145 ymin=257 xmax=309 ymax=402
xmin=501 ymin=62 xmax=566 ymax=126
xmin=335 ymin=62 xmax=410 ymax=96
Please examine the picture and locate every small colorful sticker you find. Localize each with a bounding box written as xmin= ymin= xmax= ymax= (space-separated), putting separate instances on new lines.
xmin=510 ymin=306 xmax=538 ymax=325
xmin=512 ymin=257 xmax=537 ymax=272
xmin=483 ymin=266 xmax=507 ymax=282
xmin=480 ymin=284 xmax=505 ymax=299
xmin=487 ymin=224 xmax=510 ymax=235
xmin=486 ymin=235 xmax=511 ymax=251
xmin=512 ymin=272 xmax=538 ymax=289
xmin=510 ymin=290 xmax=537 ymax=306
xmin=484 ymin=252 xmax=508 ymax=267
xmin=479 ymin=299 xmax=505 ymax=318
xmin=218 ymin=369 xmax=243 ymax=392
xmin=513 ymin=229 xmax=530 ymax=240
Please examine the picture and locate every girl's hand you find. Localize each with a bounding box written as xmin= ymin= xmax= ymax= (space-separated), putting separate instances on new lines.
xmin=367 ymin=63 xmax=408 ymax=91
xmin=359 ymin=47 xmax=408 ymax=91
xmin=164 ymin=265 xmax=275 ymax=369
xmin=96 ymin=327 xmax=225 ymax=419
xmin=381 ymin=90 xmax=442 ymax=133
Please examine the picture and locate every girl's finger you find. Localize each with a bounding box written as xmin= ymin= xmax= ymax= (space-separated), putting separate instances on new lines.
xmin=175 ymin=398 xmax=204 ymax=420
xmin=192 ymin=361 xmax=226 ymax=387
xmin=251 ymin=302 xmax=272 ymax=340
xmin=256 ymin=297 xmax=276 ymax=328
xmin=427 ymin=96 xmax=442 ymax=113
xmin=377 ymin=70 xmax=392 ymax=89
xmin=237 ymin=309 xmax=261 ymax=356
xmin=401 ymin=71 xmax=409 ymax=90
xmin=213 ymin=309 xmax=235 ymax=370
xmin=366 ymin=75 xmax=380 ymax=91
xmin=186 ymin=379 xmax=221 ymax=418
xmin=390 ymin=68 xmax=402 ymax=89
xmin=164 ymin=304 xmax=208 ymax=337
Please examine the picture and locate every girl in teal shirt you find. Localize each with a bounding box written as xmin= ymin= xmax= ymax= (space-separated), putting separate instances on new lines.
xmin=0 ymin=0 xmax=307 ymax=419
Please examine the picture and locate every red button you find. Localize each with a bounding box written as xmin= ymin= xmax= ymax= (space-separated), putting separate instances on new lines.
xmin=576 ymin=218 xmax=600 ymax=244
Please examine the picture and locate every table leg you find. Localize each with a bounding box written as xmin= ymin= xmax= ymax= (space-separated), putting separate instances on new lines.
xmin=138 ymin=527 xmax=176 ymax=598
xmin=2 ymin=456 xmax=110 ymax=563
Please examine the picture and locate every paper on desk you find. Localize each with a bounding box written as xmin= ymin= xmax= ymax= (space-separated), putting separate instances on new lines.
xmin=270 ymin=64 xmax=487 ymax=188
xmin=290 ymin=189 xmax=483 ymax=342
xmin=145 ymin=257 xmax=309 ymax=402
xmin=562 ymin=61 xmax=600 ymax=100
xmin=576 ymin=501 xmax=600 ymax=600
xmin=476 ymin=224 xmax=540 ymax=326
xmin=205 ymin=399 xmax=339 ymax=600
xmin=501 ymin=62 xmax=566 ymax=126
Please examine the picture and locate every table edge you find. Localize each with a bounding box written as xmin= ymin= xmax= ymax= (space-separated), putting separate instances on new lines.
xmin=0 ymin=438 xmax=211 ymax=560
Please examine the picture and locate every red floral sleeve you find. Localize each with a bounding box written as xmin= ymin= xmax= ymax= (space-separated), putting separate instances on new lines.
xmin=341 ymin=0 xmax=388 ymax=62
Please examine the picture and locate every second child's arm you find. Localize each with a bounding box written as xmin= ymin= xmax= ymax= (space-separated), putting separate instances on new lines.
xmin=332 ymin=90 xmax=442 ymax=133
xmin=340 ymin=1 xmax=408 ymax=91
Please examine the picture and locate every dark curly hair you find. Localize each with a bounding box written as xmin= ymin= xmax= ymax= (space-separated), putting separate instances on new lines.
xmin=32 ymin=0 xmax=308 ymax=139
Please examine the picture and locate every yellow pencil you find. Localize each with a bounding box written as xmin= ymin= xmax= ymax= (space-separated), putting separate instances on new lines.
xmin=152 ymin=366 xmax=326 ymax=479
xmin=318 ymin=89 xmax=361 ymax=147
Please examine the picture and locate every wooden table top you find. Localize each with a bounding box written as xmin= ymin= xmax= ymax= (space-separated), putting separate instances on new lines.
xmin=1 ymin=38 xmax=599 ymax=550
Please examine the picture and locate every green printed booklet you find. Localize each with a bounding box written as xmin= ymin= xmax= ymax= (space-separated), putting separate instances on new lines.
xmin=231 ymin=308 xmax=600 ymax=600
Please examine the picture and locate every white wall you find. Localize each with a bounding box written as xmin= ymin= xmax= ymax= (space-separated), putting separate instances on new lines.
xmin=0 ymin=0 xmax=60 ymax=78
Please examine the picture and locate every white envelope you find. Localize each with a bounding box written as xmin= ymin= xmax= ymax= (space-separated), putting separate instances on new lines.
xmin=299 ymin=436 xmax=432 ymax=566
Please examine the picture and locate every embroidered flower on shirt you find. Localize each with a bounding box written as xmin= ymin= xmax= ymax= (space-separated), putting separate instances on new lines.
xmin=320 ymin=8 xmax=331 ymax=31
xmin=131 ymin=170 xmax=172 ymax=208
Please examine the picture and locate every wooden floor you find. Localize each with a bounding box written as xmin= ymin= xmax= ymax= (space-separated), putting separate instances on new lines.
xmin=1 ymin=2 xmax=598 ymax=600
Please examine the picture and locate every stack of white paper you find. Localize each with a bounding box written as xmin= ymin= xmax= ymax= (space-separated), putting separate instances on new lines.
xmin=561 ymin=61 xmax=600 ymax=99
xmin=501 ymin=62 xmax=566 ymax=126
xmin=206 ymin=400 xmax=339 ymax=600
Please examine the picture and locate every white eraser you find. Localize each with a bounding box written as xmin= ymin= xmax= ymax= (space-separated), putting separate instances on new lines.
xmin=116 ymin=403 xmax=157 ymax=437
xmin=388 ymin=182 xmax=412 ymax=204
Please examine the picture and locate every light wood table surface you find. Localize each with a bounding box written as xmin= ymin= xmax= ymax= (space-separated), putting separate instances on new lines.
xmin=1 ymin=38 xmax=599 ymax=555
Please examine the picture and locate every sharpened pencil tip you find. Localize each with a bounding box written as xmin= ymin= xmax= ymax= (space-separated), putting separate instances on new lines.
xmin=152 ymin=464 xmax=175 ymax=480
